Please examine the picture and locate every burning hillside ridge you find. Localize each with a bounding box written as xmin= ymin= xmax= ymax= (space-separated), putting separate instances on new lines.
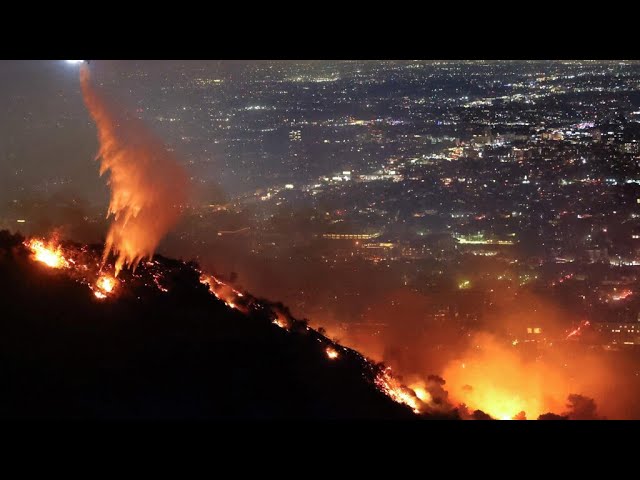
xmin=17 ymin=233 xmax=447 ymax=417
xmin=312 ymin=288 xmax=626 ymax=420
xmin=65 ymin=62 xmax=463 ymax=418
xmin=15 ymin=232 xmax=609 ymax=419
xmin=24 ymin=236 xmax=119 ymax=300
xmin=9 ymin=62 xmax=609 ymax=419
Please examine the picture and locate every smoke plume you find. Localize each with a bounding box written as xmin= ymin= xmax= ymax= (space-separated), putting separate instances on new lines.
xmin=80 ymin=64 xmax=189 ymax=275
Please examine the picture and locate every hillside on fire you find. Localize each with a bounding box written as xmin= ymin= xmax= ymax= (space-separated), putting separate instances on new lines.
xmin=0 ymin=230 xmax=459 ymax=419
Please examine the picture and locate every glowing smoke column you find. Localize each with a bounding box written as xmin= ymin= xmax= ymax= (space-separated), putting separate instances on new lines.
xmin=80 ymin=64 xmax=189 ymax=275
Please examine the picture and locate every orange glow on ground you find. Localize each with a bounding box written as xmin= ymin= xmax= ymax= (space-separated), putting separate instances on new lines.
xmin=27 ymin=239 xmax=68 ymax=269
xmin=325 ymin=347 xmax=339 ymax=359
xmin=442 ymin=333 xmax=568 ymax=420
xmin=409 ymin=384 xmax=432 ymax=404
xmin=94 ymin=275 xmax=117 ymax=299
xmin=96 ymin=275 xmax=116 ymax=293
xmin=375 ymin=367 xmax=422 ymax=414
xmin=272 ymin=314 xmax=290 ymax=330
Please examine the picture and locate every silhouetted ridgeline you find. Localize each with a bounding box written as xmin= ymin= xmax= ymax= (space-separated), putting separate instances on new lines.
xmin=0 ymin=230 xmax=454 ymax=419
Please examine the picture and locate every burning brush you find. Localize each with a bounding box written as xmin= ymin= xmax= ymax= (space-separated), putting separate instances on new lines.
xmin=79 ymin=61 xmax=189 ymax=277
xmin=24 ymin=233 xmax=435 ymax=416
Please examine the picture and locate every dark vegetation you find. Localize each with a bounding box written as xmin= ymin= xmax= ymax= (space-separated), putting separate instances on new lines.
xmin=0 ymin=230 xmax=445 ymax=419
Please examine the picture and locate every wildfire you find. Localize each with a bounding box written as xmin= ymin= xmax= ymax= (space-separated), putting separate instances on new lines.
xmin=409 ymin=384 xmax=432 ymax=404
xmin=29 ymin=236 xmax=572 ymax=419
xmin=273 ymin=315 xmax=290 ymax=330
xmin=199 ymin=273 xmax=250 ymax=314
xmin=25 ymin=237 xmax=126 ymax=302
xmin=442 ymin=333 xmax=567 ymax=420
xmin=96 ymin=275 xmax=116 ymax=293
xmin=80 ymin=64 xmax=188 ymax=276
xmin=374 ymin=367 xmax=422 ymax=414
xmin=27 ymin=239 xmax=68 ymax=269
xmin=200 ymin=269 xmax=436 ymax=415
xmin=325 ymin=347 xmax=339 ymax=359
xmin=93 ymin=275 xmax=117 ymax=299
xmin=566 ymin=320 xmax=590 ymax=340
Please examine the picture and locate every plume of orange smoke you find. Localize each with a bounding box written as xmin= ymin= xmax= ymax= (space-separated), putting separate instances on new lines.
xmin=80 ymin=64 xmax=189 ymax=276
xmin=440 ymin=332 xmax=615 ymax=420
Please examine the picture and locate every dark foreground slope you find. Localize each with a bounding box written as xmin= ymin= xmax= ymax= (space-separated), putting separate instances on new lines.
xmin=0 ymin=231 xmax=425 ymax=419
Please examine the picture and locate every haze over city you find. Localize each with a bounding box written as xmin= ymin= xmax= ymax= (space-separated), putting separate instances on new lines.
xmin=3 ymin=60 xmax=640 ymax=420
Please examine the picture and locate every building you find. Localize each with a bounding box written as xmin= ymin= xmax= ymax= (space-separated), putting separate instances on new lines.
xmin=594 ymin=322 xmax=640 ymax=346
xmin=322 ymin=232 xmax=381 ymax=240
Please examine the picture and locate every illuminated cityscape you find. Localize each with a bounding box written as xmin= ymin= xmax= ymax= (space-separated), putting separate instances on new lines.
xmin=3 ymin=60 xmax=640 ymax=419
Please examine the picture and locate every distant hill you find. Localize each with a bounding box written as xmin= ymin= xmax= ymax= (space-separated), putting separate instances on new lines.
xmin=0 ymin=230 xmax=452 ymax=419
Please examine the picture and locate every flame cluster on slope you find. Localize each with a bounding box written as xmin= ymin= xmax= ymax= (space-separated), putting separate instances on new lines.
xmin=28 ymin=239 xmax=69 ymax=269
xmin=199 ymin=273 xmax=249 ymax=313
xmin=25 ymin=235 xmax=451 ymax=418
xmin=28 ymin=236 xmax=600 ymax=420
xmin=93 ymin=275 xmax=117 ymax=299
xmin=326 ymin=347 xmax=339 ymax=360
xmin=189 ymin=264 xmax=445 ymax=415
xmin=374 ymin=367 xmax=423 ymax=414
xmin=26 ymin=238 xmax=118 ymax=300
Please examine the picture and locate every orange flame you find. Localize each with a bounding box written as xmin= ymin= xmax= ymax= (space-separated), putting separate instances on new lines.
xmin=273 ymin=317 xmax=289 ymax=329
xmin=408 ymin=384 xmax=432 ymax=404
xmin=442 ymin=333 xmax=568 ymax=420
xmin=80 ymin=64 xmax=189 ymax=276
xmin=96 ymin=275 xmax=116 ymax=293
xmin=94 ymin=274 xmax=117 ymax=299
xmin=374 ymin=367 xmax=422 ymax=414
xmin=27 ymin=239 xmax=68 ymax=269
xmin=325 ymin=347 xmax=339 ymax=359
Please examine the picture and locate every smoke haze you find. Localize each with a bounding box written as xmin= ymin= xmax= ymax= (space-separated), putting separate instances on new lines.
xmin=80 ymin=64 xmax=189 ymax=275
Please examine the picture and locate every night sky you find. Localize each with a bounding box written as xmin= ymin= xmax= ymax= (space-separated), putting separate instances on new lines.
xmin=0 ymin=60 xmax=253 ymax=206
xmin=0 ymin=61 xmax=103 ymax=204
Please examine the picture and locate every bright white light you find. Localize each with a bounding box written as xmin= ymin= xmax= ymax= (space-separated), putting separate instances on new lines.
xmin=65 ymin=60 xmax=83 ymax=64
